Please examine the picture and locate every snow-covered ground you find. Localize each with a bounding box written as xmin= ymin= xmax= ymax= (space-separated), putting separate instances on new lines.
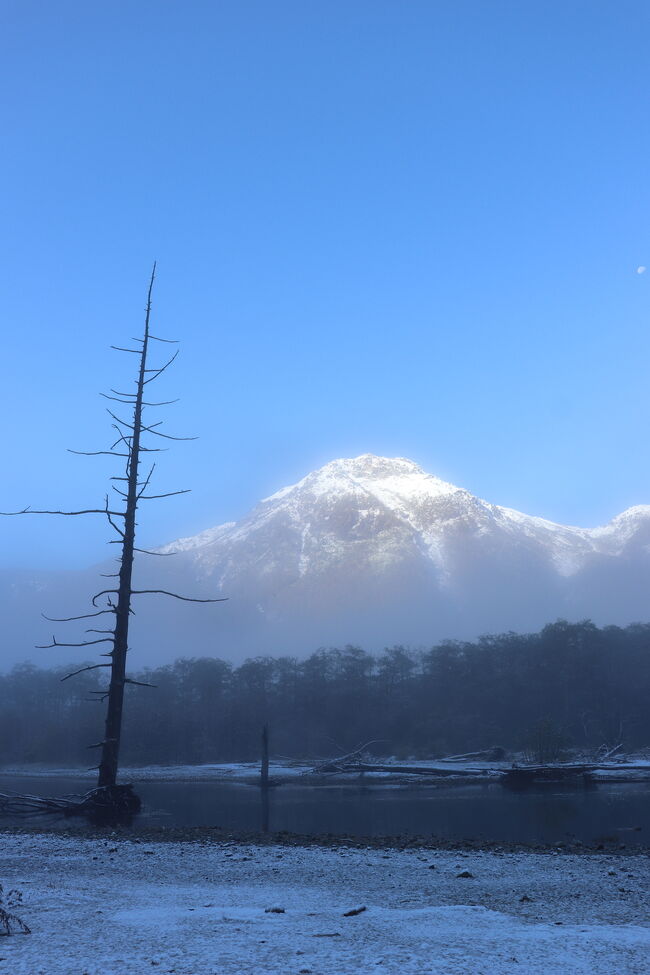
xmin=1 ymin=832 xmax=649 ymax=974
xmin=3 ymin=758 xmax=650 ymax=783
xmin=1 ymin=760 xmax=508 ymax=783
xmin=1 ymin=762 xmax=302 ymax=782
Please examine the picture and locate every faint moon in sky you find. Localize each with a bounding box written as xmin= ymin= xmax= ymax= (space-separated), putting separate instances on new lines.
xmin=637 ymin=266 xmax=646 ymax=274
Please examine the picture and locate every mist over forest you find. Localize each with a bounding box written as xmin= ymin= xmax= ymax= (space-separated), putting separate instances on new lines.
xmin=3 ymin=619 xmax=648 ymax=767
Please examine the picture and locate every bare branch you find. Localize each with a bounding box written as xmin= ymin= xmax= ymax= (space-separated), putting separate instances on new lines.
xmin=0 ymin=507 xmax=125 ymax=517
xmin=106 ymin=409 xmax=134 ymax=430
xmin=110 ymin=346 xmax=141 ymax=354
xmin=110 ymin=388 xmax=137 ymax=398
xmin=92 ymin=589 xmax=119 ymax=607
xmin=143 ymin=349 xmax=179 ymax=384
xmin=130 ymin=589 xmax=227 ymax=603
xmin=100 ymin=392 xmax=138 ymax=405
xmin=42 ymin=609 xmax=115 ymax=623
xmin=36 ymin=636 xmax=114 ymax=648
xmin=125 ymin=678 xmax=157 ymax=688
xmin=104 ymin=496 xmax=125 ymax=538
xmin=61 ymin=663 xmax=112 ymax=682
xmin=149 ymin=335 xmax=179 ymax=344
xmin=110 ymin=430 xmax=133 ymax=451
xmin=133 ymin=547 xmax=175 ymax=556
xmin=68 ymin=449 xmax=130 ymax=457
xmin=139 ymin=489 xmax=190 ymax=500
xmin=103 ymin=391 xmax=178 ymax=407
xmin=140 ymin=424 xmax=197 ymax=442
xmin=136 ymin=463 xmax=156 ymax=500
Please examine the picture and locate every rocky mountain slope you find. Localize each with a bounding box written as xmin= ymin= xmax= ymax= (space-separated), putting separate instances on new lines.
xmin=164 ymin=453 xmax=650 ymax=580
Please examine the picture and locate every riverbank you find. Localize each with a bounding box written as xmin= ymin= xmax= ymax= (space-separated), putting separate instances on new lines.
xmin=4 ymin=757 xmax=650 ymax=786
xmin=2 ymin=823 xmax=649 ymax=854
xmin=1 ymin=832 xmax=649 ymax=974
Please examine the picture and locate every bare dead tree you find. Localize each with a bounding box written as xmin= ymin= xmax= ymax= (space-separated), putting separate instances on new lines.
xmin=1 ymin=265 xmax=223 ymax=812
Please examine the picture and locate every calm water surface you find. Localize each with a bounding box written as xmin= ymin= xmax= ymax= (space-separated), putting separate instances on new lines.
xmin=1 ymin=775 xmax=648 ymax=845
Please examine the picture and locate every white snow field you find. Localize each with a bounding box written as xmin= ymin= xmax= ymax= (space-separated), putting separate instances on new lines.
xmin=1 ymin=833 xmax=649 ymax=974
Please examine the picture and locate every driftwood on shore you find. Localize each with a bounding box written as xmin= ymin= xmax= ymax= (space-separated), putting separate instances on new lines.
xmin=438 ymin=747 xmax=506 ymax=763
xmin=334 ymin=762 xmax=492 ymax=777
xmin=0 ymin=784 xmax=141 ymax=820
xmin=305 ymin=743 xmax=498 ymax=779
xmin=303 ymin=746 xmax=650 ymax=786
xmin=503 ymin=762 xmax=650 ymax=785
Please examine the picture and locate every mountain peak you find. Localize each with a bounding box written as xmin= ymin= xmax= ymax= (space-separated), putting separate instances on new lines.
xmin=325 ymin=453 xmax=424 ymax=477
xmin=262 ymin=454 xmax=462 ymax=506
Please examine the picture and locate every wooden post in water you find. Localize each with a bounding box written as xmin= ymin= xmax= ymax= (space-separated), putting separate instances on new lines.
xmin=261 ymin=724 xmax=269 ymax=789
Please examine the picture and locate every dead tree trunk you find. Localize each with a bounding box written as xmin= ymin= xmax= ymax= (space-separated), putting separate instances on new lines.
xmin=97 ymin=271 xmax=152 ymax=789
xmin=2 ymin=264 xmax=224 ymax=814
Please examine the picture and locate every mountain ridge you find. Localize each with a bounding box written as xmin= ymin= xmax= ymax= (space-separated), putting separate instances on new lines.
xmin=160 ymin=453 xmax=650 ymax=580
xmin=4 ymin=454 xmax=650 ymax=667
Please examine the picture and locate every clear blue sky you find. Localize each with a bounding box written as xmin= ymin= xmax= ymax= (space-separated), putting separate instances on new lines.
xmin=1 ymin=0 xmax=649 ymax=568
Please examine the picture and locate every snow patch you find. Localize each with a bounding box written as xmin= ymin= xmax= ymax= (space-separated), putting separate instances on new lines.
xmin=4 ymin=834 xmax=650 ymax=975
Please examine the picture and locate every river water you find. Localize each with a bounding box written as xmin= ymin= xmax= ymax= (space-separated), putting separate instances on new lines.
xmin=1 ymin=774 xmax=649 ymax=845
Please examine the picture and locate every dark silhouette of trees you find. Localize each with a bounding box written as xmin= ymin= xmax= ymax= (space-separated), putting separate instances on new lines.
xmin=2 ymin=620 xmax=649 ymax=767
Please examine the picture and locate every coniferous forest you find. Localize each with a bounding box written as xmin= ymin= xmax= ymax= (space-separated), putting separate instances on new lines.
xmin=2 ymin=619 xmax=648 ymax=767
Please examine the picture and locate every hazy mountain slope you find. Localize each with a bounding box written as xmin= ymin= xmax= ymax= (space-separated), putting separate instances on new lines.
xmin=3 ymin=454 xmax=650 ymax=667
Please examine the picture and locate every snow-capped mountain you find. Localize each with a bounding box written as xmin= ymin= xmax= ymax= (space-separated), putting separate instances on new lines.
xmin=144 ymin=453 xmax=650 ymax=659
xmin=4 ymin=454 xmax=650 ymax=666
xmin=161 ymin=453 xmax=650 ymax=582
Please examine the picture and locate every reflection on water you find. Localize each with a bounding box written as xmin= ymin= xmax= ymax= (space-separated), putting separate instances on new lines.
xmin=1 ymin=775 xmax=648 ymax=844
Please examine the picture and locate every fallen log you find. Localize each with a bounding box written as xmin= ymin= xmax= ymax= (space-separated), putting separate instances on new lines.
xmin=596 ymin=743 xmax=623 ymax=761
xmin=305 ymin=761 xmax=495 ymax=778
xmin=0 ymin=784 xmax=141 ymax=822
xmin=303 ymin=755 xmax=650 ymax=785
xmin=502 ymin=762 xmax=650 ymax=788
xmin=355 ymin=763 xmax=491 ymax=776
xmin=439 ymin=747 xmax=506 ymax=763
xmin=309 ymin=741 xmax=388 ymax=775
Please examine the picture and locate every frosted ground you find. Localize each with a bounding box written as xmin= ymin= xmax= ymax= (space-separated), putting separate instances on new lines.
xmin=2 ymin=832 xmax=649 ymax=974
xmin=5 ymin=757 xmax=649 ymax=782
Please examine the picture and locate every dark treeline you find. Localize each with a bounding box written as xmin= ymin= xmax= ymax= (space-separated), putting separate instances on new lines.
xmin=2 ymin=620 xmax=649 ymax=766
